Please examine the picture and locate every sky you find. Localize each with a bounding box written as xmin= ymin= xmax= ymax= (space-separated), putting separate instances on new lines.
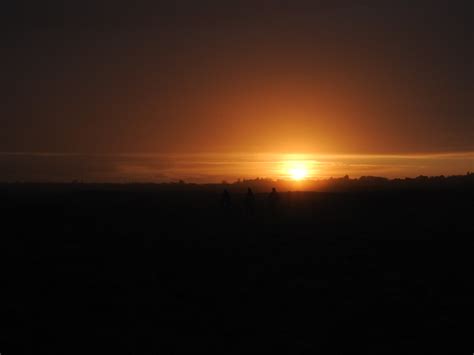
xmin=1 ymin=1 xmax=473 ymax=182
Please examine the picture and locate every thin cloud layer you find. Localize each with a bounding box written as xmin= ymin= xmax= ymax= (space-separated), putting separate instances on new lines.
xmin=1 ymin=152 xmax=472 ymax=183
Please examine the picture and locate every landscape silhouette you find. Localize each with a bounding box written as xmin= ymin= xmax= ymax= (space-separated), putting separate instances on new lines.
xmin=1 ymin=0 xmax=472 ymax=353
xmin=1 ymin=173 xmax=473 ymax=353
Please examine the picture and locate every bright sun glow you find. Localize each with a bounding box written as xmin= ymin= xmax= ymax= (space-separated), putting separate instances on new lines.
xmin=289 ymin=167 xmax=308 ymax=180
xmin=282 ymin=159 xmax=313 ymax=180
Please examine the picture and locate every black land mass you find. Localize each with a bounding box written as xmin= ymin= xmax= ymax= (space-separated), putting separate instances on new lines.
xmin=1 ymin=175 xmax=473 ymax=353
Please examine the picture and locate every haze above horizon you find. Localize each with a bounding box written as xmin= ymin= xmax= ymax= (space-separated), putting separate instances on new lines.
xmin=0 ymin=151 xmax=472 ymax=183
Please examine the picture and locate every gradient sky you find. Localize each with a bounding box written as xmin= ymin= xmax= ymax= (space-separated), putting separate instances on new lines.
xmin=1 ymin=1 xmax=472 ymax=181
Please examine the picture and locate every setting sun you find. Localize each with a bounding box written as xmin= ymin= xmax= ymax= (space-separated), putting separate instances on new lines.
xmin=289 ymin=167 xmax=308 ymax=180
xmin=280 ymin=159 xmax=315 ymax=181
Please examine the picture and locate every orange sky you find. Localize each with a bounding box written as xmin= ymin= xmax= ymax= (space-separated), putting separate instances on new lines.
xmin=1 ymin=152 xmax=472 ymax=183
xmin=1 ymin=1 xmax=472 ymax=182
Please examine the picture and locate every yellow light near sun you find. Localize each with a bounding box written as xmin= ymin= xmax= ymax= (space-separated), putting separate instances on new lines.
xmin=289 ymin=166 xmax=308 ymax=180
xmin=281 ymin=159 xmax=314 ymax=180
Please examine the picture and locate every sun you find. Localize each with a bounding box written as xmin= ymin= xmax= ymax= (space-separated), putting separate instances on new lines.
xmin=289 ymin=167 xmax=308 ymax=180
xmin=279 ymin=157 xmax=317 ymax=181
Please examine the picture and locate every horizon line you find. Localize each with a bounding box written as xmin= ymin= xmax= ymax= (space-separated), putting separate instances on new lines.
xmin=1 ymin=171 xmax=472 ymax=184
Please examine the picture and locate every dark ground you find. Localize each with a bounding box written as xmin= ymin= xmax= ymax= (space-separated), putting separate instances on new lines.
xmin=1 ymin=185 xmax=473 ymax=354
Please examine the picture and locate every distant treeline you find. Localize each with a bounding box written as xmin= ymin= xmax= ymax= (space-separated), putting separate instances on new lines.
xmin=199 ymin=173 xmax=474 ymax=192
xmin=1 ymin=172 xmax=473 ymax=193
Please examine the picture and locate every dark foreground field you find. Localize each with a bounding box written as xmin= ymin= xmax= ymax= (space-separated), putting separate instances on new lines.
xmin=1 ymin=185 xmax=473 ymax=354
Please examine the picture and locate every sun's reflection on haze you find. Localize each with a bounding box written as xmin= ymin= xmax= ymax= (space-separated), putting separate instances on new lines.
xmin=0 ymin=152 xmax=472 ymax=183
xmin=278 ymin=156 xmax=319 ymax=180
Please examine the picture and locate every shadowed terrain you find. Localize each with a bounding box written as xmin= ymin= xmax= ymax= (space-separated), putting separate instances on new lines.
xmin=1 ymin=183 xmax=473 ymax=353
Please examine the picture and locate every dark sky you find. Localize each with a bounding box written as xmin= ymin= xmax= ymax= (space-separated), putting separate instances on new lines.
xmin=1 ymin=0 xmax=473 ymax=156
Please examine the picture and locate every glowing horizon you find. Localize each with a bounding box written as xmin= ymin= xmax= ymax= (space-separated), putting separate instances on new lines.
xmin=0 ymin=151 xmax=472 ymax=183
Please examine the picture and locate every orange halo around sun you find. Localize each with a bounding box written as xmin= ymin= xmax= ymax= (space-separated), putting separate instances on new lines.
xmin=281 ymin=159 xmax=314 ymax=180
xmin=289 ymin=167 xmax=308 ymax=180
